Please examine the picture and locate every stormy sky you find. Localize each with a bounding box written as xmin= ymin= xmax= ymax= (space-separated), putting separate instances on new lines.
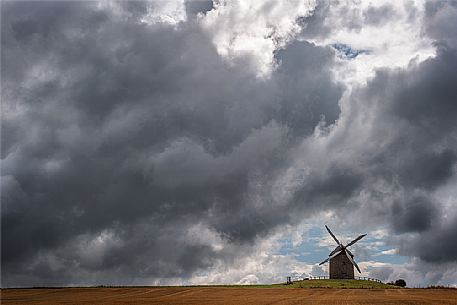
xmin=1 ymin=0 xmax=457 ymax=287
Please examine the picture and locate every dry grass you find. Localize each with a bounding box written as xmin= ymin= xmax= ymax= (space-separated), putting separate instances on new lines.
xmin=3 ymin=287 xmax=457 ymax=305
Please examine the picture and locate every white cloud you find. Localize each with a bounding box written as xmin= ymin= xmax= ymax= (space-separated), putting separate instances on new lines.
xmin=305 ymin=0 xmax=436 ymax=85
xmin=141 ymin=0 xmax=187 ymax=25
xmin=380 ymin=249 xmax=399 ymax=256
xmin=74 ymin=230 xmax=123 ymax=267
xmin=189 ymin=225 xmax=316 ymax=285
xmin=368 ymin=259 xmax=457 ymax=287
xmin=94 ymin=1 xmax=187 ymax=25
xmin=200 ymin=0 xmax=316 ymax=77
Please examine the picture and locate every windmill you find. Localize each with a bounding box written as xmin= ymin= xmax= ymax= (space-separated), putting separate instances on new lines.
xmin=318 ymin=225 xmax=366 ymax=279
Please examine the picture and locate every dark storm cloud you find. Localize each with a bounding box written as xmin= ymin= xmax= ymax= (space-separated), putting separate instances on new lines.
xmin=1 ymin=1 xmax=343 ymax=286
xmin=391 ymin=196 xmax=438 ymax=233
xmin=404 ymin=215 xmax=457 ymax=263
xmin=291 ymin=165 xmax=363 ymax=214
xmin=397 ymin=149 xmax=456 ymax=190
xmin=274 ymin=41 xmax=342 ymax=137
xmin=292 ymin=3 xmax=457 ymax=277
xmin=2 ymin=0 xmax=457 ymax=288
xmin=343 ymin=2 xmax=457 ymax=263
xmin=344 ymin=45 xmax=457 ymax=258
xmin=375 ymin=1 xmax=457 ymax=263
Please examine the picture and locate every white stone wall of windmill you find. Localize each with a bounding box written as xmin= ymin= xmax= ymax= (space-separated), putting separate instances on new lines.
xmin=319 ymin=225 xmax=367 ymax=280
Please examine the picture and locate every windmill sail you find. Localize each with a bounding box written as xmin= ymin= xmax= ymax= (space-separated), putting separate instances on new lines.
xmin=325 ymin=225 xmax=342 ymax=246
xmin=329 ymin=245 xmax=342 ymax=257
xmin=318 ymin=257 xmax=329 ymax=265
xmin=345 ymin=234 xmax=367 ymax=248
xmin=344 ymin=250 xmax=361 ymax=273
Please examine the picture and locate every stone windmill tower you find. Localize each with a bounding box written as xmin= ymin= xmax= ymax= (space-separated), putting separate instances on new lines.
xmin=318 ymin=225 xmax=366 ymax=279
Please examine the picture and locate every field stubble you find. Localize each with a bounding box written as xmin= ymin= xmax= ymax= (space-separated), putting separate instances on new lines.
xmin=2 ymin=287 xmax=457 ymax=305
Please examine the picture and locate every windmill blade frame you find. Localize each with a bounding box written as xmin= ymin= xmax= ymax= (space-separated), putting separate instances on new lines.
xmin=343 ymin=249 xmax=361 ymax=273
xmin=329 ymin=249 xmax=343 ymax=261
xmin=318 ymin=258 xmax=329 ymax=266
xmin=329 ymin=245 xmax=342 ymax=257
xmin=345 ymin=234 xmax=367 ymax=248
xmin=319 ymin=248 xmax=344 ymax=265
xmin=325 ymin=225 xmax=342 ymax=246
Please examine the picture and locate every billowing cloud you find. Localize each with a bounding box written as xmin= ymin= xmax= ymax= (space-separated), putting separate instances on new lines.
xmin=299 ymin=0 xmax=436 ymax=84
xmin=1 ymin=0 xmax=457 ymax=288
xmin=1 ymin=0 xmax=341 ymax=286
xmin=201 ymin=0 xmax=316 ymax=76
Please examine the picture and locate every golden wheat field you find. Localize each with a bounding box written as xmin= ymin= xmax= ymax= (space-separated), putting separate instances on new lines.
xmin=2 ymin=287 xmax=457 ymax=305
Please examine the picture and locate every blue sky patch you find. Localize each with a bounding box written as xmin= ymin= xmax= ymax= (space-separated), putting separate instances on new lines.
xmin=331 ymin=43 xmax=372 ymax=59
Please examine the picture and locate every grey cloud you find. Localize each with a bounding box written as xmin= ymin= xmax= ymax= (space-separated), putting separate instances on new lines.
xmin=425 ymin=1 xmax=457 ymax=48
xmin=149 ymin=123 xmax=285 ymax=189
xmin=298 ymin=0 xmax=363 ymax=40
xmin=185 ymin=0 xmax=214 ymax=16
xmin=369 ymin=260 xmax=457 ymax=287
xmin=119 ymin=1 xmax=149 ymax=21
xmin=310 ymin=265 xmax=326 ymax=276
xmin=368 ymin=266 xmax=394 ymax=283
xmin=274 ymin=41 xmax=343 ymax=138
xmin=1 ymin=1 xmax=343 ymax=286
xmin=406 ymin=216 xmax=457 ymax=263
xmin=292 ymin=166 xmax=363 ymax=214
xmin=345 ymin=48 xmax=457 ymax=265
xmin=2 ymin=0 xmax=457 ymax=288
xmin=363 ymin=4 xmax=397 ymax=26
xmin=390 ymin=49 xmax=457 ymax=132
xmin=309 ymin=2 xmax=457 ymax=269
xmin=391 ymin=196 xmax=438 ymax=233
xmin=335 ymin=38 xmax=455 ymax=185
xmin=298 ymin=1 xmax=331 ymax=39
xmin=397 ymin=149 xmax=456 ymax=190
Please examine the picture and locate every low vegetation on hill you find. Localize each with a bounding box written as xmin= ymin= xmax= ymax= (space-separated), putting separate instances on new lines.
xmin=279 ymin=279 xmax=400 ymax=289
xmin=181 ymin=279 xmax=399 ymax=289
xmin=15 ymin=279 xmax=400 ymax=290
